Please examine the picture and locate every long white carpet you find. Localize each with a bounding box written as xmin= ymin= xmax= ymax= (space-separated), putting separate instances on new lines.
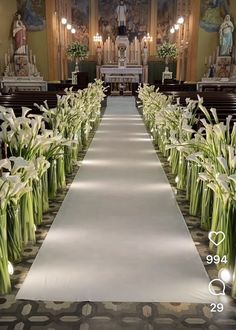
xmin=17 ymin=97 xmax=212 ymax=303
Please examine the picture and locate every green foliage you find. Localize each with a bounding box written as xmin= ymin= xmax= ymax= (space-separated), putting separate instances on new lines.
xmin=66 ymin=42 xmax=88 ymax=60
xmin=157 ymin=42 xmax=178 ymax=60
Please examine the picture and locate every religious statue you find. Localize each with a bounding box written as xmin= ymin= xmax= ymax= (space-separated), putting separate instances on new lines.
xmin=219 ymin=14 xmax=234 ymax=56
xmin=12 ymin=12 xmax=27 ymax=54
xmin=116 ymin=0 xmax=127 ymax=27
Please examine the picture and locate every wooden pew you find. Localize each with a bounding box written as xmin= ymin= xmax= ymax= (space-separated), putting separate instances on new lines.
xmin=0 ymin=90 xmax=107 ymax=116
xmin=136 ymin=91 xmax=236 ymax=124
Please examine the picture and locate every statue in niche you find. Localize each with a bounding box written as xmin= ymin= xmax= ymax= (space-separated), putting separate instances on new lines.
xmin=219 ymin=14 xmax=234 ymax=56
xmin=116 ymin=0 xmax=127 ymax=35
xmin=12 ymin=12 xmax=27 ymax=54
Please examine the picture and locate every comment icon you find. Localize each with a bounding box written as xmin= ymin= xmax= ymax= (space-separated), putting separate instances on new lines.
xmin=208 ymin=279 xmax=226 ymax=296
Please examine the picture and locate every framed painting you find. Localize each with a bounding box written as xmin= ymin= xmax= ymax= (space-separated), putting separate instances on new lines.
xmin=17 ymin=0 xmax=46 ymax=31
xmin=14 ymin=55 xmax=29 ymax=76
xmin=156 ymin=0 xmax=177 ymax=45
xmin=72 ymin=0 xmax=89 ymax=48
xmin=216 ymin=56 xmax=231 ymax=78
xmin=98 ymin=0 xmax=149 ymax=42
xmin=199 ymin=0 xmax=230 ymax=32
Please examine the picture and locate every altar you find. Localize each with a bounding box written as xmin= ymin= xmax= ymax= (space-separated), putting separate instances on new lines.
xmin=93 ymin=1 xmax=150 ymax=94
xmin=1 ymin=76 xmax=47 ymax=92
xmin=2 ymin=12 xmax=47 ymax=93
xmin=100 ymin=65 xmax=143 ymax=83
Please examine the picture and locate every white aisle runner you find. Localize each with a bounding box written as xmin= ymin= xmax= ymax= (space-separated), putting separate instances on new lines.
xmin=17 ymin=97 xmax=212 ymax=303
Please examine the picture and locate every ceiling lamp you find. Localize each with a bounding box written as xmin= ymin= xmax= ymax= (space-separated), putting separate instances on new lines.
xmin=71 ymin=28 xmax=76 ymax=34
xmin=67 ymin=24 xmax=72 ymax=30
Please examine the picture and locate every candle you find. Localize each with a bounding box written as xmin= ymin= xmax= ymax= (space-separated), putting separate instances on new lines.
xmin=5 ymin=53 xmax=8 ymax=67
xmin=30 ymin=50 xmax=33 ymax=63
xmin=107 ymin=36 xmax=110 ymax=63
xmin=33 ymin=55 xmax=36 ymax=65
xmin=208 ymin=55 xmax=212 ymax=65
xmin=10 ymin=44 xmax=14 ymax=56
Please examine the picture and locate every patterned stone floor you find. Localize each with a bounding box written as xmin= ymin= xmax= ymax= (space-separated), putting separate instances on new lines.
xmin=0 ymin=107 xmax=236 ymax=330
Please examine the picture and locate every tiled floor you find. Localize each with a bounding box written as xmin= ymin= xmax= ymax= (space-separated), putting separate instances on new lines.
xmin=0 ymin=106 xmax=236 ymax=330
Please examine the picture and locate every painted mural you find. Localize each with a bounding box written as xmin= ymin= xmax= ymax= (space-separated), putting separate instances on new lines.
xmin=17 ymin=0 xmax=46 ymax=31
xmin=156 ymin=0 xmax=177 ymax=45
xmin=71 ymin=0 xmax=89 ymax=47
xmin=200 ymin=0 xmax=230 ymax=32
xmin=98 ymin=0 xmax=149 ymax=42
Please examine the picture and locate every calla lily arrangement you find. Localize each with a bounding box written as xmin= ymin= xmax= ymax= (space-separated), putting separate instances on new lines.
xmin=0 ymin=80 xmax=106 ymax=294
xmin=138 ymin=84 xmax=236 ymax=299
xmin=0 ymin=157 xmax=37 ymax=293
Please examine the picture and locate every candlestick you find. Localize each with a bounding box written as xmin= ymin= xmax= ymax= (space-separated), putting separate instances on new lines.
xmin=30 ymin=50 xmax=33 ymax=63
xmin=10 ymin=44 xmax=14 ymax=56
xmin=5 ymin=53 xmax=8 ymax=67
xmin=208 ymin=55 xmax=212 ymax=66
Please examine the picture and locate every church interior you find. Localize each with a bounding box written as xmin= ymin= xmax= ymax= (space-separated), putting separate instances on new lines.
xmin=0 ymin=0 xmax=236 ymax=329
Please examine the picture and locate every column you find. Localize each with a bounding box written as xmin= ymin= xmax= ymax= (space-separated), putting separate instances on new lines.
xmin=89 ymin=0 xmax=99 ymax=58
xmin=186 ymin=0 xmax=201 ymax=81
xmin=46 ymin=0 xmax=72 ymax=81
xmin=149 ymin=0 xmax=157 ymax=57
xmin=46 ymin=0 xmax=60 ymax=80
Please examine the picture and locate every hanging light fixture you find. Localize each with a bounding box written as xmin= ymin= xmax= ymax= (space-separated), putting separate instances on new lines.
xmin=71 ymin=28 xmax=76 ymax=34
xmin=67 ymin=23 xmax=72 ymax=30
xmin=170 ymin=26 xmax=175 ymax=34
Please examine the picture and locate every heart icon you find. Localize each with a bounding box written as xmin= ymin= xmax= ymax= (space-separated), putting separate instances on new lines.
xmin=208 ymin=231 xmax=225 ymax=246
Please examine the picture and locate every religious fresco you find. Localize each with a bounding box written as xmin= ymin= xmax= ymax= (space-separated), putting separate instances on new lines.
xmin=17 ymin=0 xmax=46 ymax=31
xmin=200 ymin=0 xmax=230 ymax=32
xmin=156 ymin=0 xmax=177 ymax=45
xmin=71 ymin=0 xmax=89 ymax=47
xmin=98 ymin=0 xmax=149 ymax=42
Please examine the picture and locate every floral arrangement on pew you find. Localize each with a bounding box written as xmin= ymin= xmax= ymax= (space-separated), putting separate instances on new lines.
xmin=138 ymin=84 xmax=236 ymax=299
xmin=0 ymin=80 xmax=106 ymax=294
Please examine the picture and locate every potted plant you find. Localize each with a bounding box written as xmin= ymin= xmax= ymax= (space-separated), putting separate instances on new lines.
xmin=157 ymin=42 xmax=178 ymax=72
xmin=66 ymin=42 xmax=88 ymax=72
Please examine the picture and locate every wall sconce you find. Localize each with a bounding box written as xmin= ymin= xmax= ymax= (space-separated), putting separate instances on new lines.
xmin=174 ymin=24 xmax=180 ymax=30
xmin=61 ymin=17 xmax=67 ymax=25
xmin=177 ymin=16 xmax=184 ymax=25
